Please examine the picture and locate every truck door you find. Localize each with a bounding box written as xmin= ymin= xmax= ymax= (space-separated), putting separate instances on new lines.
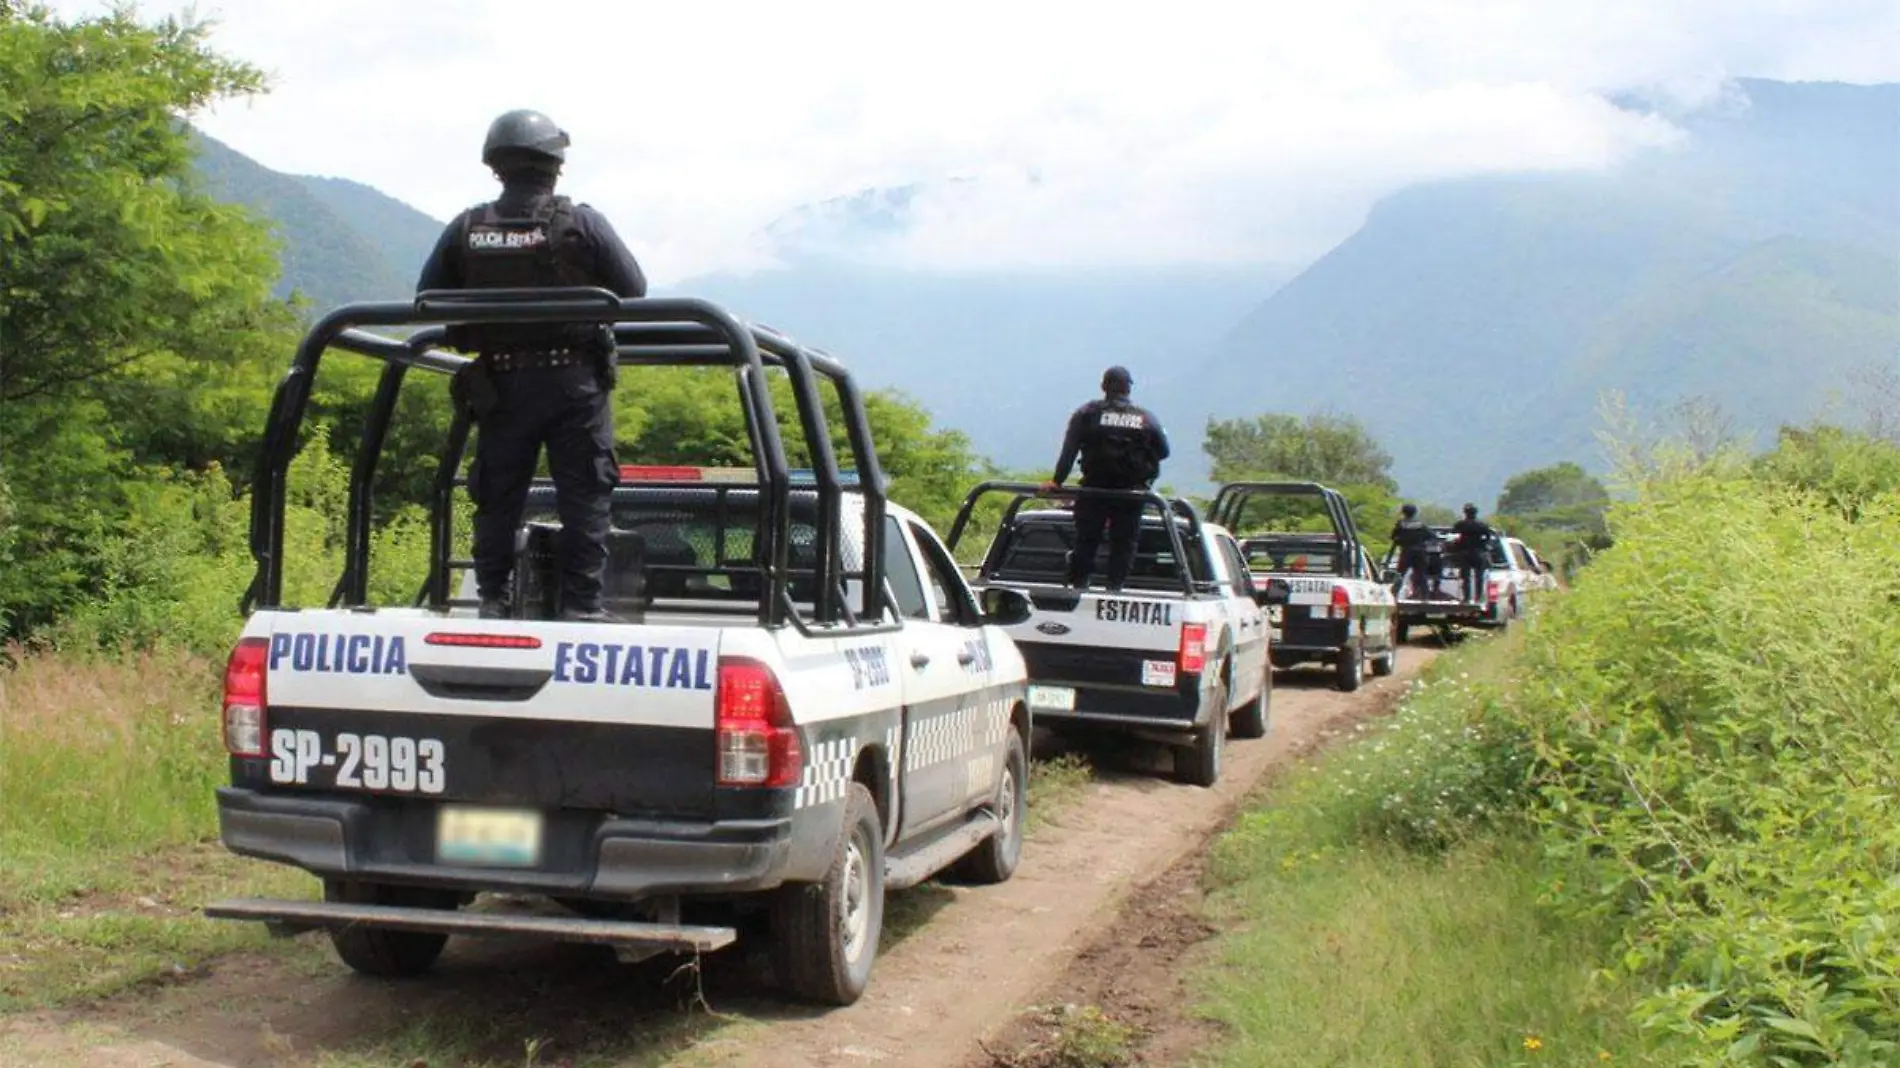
xmin=905 ymin=519 xmax=1005 ymax=810
xmin=880 ymin=518 xmax=968 ymax=838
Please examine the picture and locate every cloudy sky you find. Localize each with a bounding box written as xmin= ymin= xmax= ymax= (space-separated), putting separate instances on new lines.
xmin=48 ymin=0 xmax=1900 ymax=282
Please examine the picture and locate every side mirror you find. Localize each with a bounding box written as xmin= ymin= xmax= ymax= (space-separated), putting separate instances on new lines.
xmin=980 ymin=586 xmax=1033 ymax=626
xmin=1254 ymin=579 xmax=1290 ymax=606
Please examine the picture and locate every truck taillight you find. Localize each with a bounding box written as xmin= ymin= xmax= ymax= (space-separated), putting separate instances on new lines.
xmin=222 ymin=637 xmax=269 ymax=757
xmin=1329 ymin=585 xmax=1352 ymax=620
xmin=1178 ymin=623 xmax=1207 ymax=675
xmin=716 ymin=657 xmax=803 ymax=788
xmin=1486 ymin=580 xmax=1501 ymax=605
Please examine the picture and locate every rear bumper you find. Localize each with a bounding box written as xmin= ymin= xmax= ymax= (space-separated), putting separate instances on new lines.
xmin=216 ymin=787 xmax=792 ymax=901
xmin=1026 ymin=681 xmax=1208 ymax=738
xmin=1270 ymin=618 xmax=1353 ymax=661
xmin=1396 ymin=601 xmax=1499 ymax=626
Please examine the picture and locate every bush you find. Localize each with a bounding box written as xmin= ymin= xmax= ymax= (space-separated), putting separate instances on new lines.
xmin=52 ymin=424 xmax=437 ymax=657
xmin=1303 ymin=633 xmax=1536 ymax=854
xmin=1515 ymin=470 xmax=1900 ymax=1065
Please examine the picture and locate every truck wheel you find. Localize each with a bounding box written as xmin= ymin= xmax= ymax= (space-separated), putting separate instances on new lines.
xmin=1229 ymin=673 xmax=1270 ymax=739
xmin=770 ymin=782 xmax=885 ymax=1005
xmin=1175 ymin=691 xmax=1225 ymax=787
xmin=1371 ymin=641 xmax=1398 ymax=677
xmin=1335 ymin=645 xmax=1364 ymax=692
xmin=322 ymin=879 xmax=454 ymax=978
xmin=951 ymin=728 xmax=1027 ymax=885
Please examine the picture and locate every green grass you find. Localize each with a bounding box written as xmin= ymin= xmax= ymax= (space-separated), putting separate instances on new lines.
xmin=1026 ymin=752 xmax=1094 ymax=833
xmin=1187 ymin=637 xmax=1655 ymax=1068
xmin=0 ymin=644 xmax=324 ymax=1010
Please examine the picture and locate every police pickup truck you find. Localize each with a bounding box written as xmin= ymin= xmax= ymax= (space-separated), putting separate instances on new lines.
xmin=205 ymin=290 xmax=1033 ymax=1006
xmin=1211 ymin=481 xmax=1397 ymax=692
xmin=1380 ymin=526 xmax=1534 ymax=642
xmin=945 ymin=483 xmax=1271 ymax=787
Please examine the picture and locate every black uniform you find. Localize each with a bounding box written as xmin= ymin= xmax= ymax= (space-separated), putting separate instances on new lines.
xmin=417 ymin=182 xmax=648 ymax=617
xmin=1389 ymin=517 xmax=1439 ymax=599
xmin=1050 ymin=393 xmax=1169 ymax=591
xmin=1450 ymin=515 xmax=1496 ymax=603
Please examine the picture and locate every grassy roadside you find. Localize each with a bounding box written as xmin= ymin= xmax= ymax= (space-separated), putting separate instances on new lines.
xmin=0 ymin=644 xmax=317 ymax=1012
xmin=1187 ymin=633 xmax=1652 ymax=1068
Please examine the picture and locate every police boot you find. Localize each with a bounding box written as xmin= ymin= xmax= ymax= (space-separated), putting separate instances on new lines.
xmin=478 ymin=597 xmax=511 ymax=619
xmin=559 ymin=604 xmax=624 ymax=625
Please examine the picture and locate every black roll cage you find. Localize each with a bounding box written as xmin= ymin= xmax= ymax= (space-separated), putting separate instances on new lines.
xmin=943 ymin=481 xmax=1214 ymax=597
xmin=1208 ymin=481 xmax=1368 ymax=580
xmin=240 ymin=286 xmax=893 ymax=635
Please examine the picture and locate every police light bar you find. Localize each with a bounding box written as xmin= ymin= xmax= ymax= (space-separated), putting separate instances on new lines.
xmin=618 ymin=465 xmax=756 ymax=483
xmin=617 ymin=465 xmax=861 ymax=486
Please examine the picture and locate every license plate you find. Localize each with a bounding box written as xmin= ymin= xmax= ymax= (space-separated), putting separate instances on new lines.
xmin=436 ymin=805 xmax=543 ymax=867
xmin=1141 ymin=659 xmax=1177 ymax=688
xmin=1028 ymin=685 xmax=1075 ymax=711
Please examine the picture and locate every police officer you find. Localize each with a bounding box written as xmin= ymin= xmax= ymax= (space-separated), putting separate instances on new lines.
xmin=1041 ymin=366 xmax=1170 ymax=592
xmin=1450 ymin=503 xmax=1497 ymax=604
xmin=418 ymin=109 xmax=648 ymax=622
xmin=1388 ymin=503 xmax=1437 ymax=599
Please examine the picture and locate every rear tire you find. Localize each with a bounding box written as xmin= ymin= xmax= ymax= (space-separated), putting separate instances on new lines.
xmin=1370 ymin=640 xmax=1398 ymax=677
xmin=951 ymin=729 xmax=1027 ymax=884
xmin=322 ymin=880 xmax=455 ymax=978
xmin=1176 ymin=688 xmax=1226 ymax=787
xmin=1335 ymin=644 xmax=1364 ymax=692
xmin=769 ymin=783 xmax=885 ymax=1005
xmin=1229 ymin=672 xmax=1270 ymax=740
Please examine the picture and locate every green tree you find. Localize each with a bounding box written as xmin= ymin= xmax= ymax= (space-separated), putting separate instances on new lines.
xmin=1494 ymin=461 xmax=1610 ymax=533
xmin=0 ymin=5 xmax=284 ymax=452
xmin=1493 ymin=460 xmax=1613 ymax=578
xmin=0 ymin=5 xmax=293 ymax=633
xmin=1202 ymin=412 xmax=1400 ymax=537
xmin=1203 ymin=412 xmax=1398 ymax=491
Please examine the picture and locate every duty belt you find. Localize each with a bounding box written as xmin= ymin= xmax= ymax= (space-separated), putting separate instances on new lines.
xmin=483 ymin=348 xmax=585 ymax=373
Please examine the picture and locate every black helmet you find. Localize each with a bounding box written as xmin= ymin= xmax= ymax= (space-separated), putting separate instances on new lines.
xmin=1401 ymin=503 xmax=1417 ymax=517
xmin=1463 ymin=502 xmax=1478 ymax=517
xmin=1102 ymin=365 xmax=1133 ymax=393
xmin=482 ymin=109 xmax=569 ymax=166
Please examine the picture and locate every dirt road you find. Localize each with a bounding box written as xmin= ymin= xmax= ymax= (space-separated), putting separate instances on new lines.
xmin=0 ymin=654 xmax=1430 ymax=1068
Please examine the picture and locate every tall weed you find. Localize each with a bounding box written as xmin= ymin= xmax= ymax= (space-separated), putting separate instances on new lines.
xmin=1311 ymin=632 xmax=1536 ymax=853
xmin=1517 ymin=473 xmax=1900 ymax=1065
xmin=54 ymin=424 xmax=438 ymax=656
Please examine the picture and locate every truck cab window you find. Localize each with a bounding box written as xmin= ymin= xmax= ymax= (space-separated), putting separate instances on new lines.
xmin=882 ymin=515 xmax=930 ymax=620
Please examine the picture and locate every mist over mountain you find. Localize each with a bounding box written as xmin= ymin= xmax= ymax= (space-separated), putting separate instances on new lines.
xmin=187 ymin=77 xmax=1898 ymax=506
xmin=1146 ymin=78 xmax=1899 ymax=504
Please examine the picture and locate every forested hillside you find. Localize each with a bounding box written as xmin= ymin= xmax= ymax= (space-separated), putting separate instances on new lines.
xmin=187 ymin=130 xmax=439 ymax=309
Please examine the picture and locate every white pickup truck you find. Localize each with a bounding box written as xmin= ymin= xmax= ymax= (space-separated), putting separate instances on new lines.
xmin=945 ymin=483 xmax=1272 ymax=787
xmin=207 ymin=291 xmax=1033 ymax=1006
xmin=1211 ymin=481 xmax=1398 ymax=692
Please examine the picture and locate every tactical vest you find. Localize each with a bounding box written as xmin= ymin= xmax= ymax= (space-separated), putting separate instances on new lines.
xmin=445 ymin=194 xmax=600 ymax=355
xmin=1082 ymin=401 xmax=1159 ymax=489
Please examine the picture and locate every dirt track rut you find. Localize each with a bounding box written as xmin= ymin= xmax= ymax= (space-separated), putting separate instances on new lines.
xmin=0 ymin=654 xmax=1430 ymax=1068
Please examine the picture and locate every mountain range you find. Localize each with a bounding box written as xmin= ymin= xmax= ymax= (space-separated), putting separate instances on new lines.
xmin=188 ymin=78 xmax=1899 ymax=505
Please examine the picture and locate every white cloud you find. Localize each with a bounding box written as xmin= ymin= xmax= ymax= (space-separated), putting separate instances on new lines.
xmin=43 ymin=0 xmax=1900 ymax=281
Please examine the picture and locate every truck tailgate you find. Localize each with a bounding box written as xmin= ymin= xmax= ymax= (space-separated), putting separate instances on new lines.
xmin=250 ymin=611 xmax=723 ymax=818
